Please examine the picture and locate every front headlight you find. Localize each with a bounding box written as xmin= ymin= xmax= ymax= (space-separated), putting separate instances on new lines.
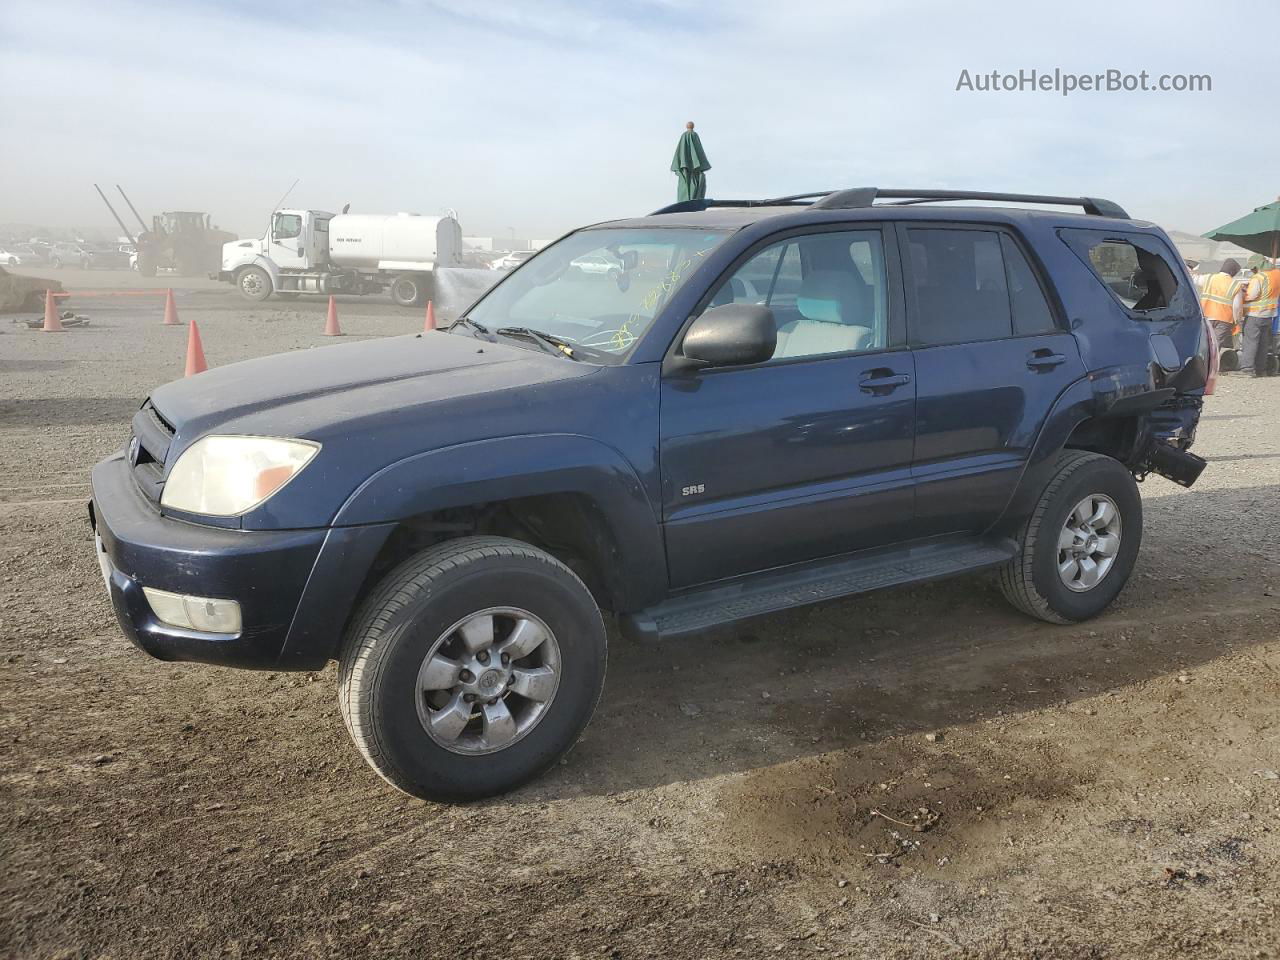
xmin=160 ymin=435 xmax=320 ymax=517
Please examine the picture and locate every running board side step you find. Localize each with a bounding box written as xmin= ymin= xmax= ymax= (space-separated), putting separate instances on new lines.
xmin=620 ymin=539 xmax=1016 ymax=641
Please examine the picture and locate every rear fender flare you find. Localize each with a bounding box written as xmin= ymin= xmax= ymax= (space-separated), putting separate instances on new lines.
xmin=990 ymin=377 xmax=1099 ymax=535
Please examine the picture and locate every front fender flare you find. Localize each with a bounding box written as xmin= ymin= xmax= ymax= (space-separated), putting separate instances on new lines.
xmin=229 ymin=255 xmax=281 ymax=288
xmin=333 ymin=433 xmax=667 ymax=611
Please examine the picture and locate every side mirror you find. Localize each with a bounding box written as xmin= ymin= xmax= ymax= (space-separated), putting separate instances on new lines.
xmin=678 ymin=303 xmax=776 ymax=369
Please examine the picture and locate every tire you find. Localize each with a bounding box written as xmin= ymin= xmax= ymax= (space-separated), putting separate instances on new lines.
xmin=338 ymin=536 xmax=607 ymax=801
xmin=998 ymin=450 xmax=1142 ymax=624
xmin=237 ymin=265 xmax=273 ymax=302
xmin=389 ymin=273 xmax=426 ymax=307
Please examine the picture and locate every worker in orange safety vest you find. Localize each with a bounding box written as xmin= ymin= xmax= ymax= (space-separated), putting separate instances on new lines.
xmin=1200 ymin=258 xmax=1245 ymax=355
xmin=1240 ymin=256 xmax=1279 ymax=376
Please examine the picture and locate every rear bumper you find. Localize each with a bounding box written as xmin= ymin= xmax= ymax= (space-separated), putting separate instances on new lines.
xmin=89 ymin=453 xmax=394 ymax=670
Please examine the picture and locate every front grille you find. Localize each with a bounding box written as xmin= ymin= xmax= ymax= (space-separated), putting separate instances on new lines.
xmin=129 ymin=400 xmax=176 ymax=504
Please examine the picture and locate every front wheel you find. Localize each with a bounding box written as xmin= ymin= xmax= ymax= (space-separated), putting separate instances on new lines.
xmin=237 ymin=265 xmax=272 ymax=301
xmin=998 ymin=451 xmax=1142 ymax=623
xmin=338 ymin=536 xmax=607 ymax=801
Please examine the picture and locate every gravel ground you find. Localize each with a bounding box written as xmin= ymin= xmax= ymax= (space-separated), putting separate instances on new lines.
xmin=2 ymin=271 xmax=1278 ymax=959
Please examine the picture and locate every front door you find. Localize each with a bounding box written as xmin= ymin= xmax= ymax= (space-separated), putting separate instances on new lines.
xmin=659 ymin=225 xmax=917 ymax=588
xmin=269 ymin=211 xmax=308 ymax=270
xmin=898 ymin=224 xmax=1086 ymax=534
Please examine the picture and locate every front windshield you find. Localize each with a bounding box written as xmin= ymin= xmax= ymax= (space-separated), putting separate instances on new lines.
xmin=466 ymin=227 xmax=728 ymax=358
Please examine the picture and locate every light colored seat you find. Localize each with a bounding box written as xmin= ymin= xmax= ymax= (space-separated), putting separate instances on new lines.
xmin=775 ymin=319 xmax=872 ymax=357
xmin=773 ymin=269 xmax=876 ymax=358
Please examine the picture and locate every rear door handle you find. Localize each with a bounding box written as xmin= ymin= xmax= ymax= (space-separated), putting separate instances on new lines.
xmin=859 ymin=371 xmax=912 ymax=393
xmin=1026 ymin=351 xmax=1066 ymax=371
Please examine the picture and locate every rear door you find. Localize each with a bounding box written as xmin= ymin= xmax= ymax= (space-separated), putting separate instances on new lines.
xmin=899 ymin=224 xmax=1084 ymax=535
xmin=659 ymin=224 xmax=917 ymax=588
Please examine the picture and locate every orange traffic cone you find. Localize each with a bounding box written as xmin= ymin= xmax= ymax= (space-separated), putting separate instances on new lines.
xmin=323 ymin=295 xmax=343 ymax=336
xmin=424 ymin=299 xmax=437 ymax=332
xmin=42 ymin=289 xmax=65 ymax=332
xmin=184 ymin=319 xmax=208 ymax=376
xmin=163 ymin=288 xmax=180 ymax=325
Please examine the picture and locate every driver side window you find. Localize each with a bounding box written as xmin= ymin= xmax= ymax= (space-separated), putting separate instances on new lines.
xmin=273 ymin=213 xmax=302 ymax=241
xmin=706 ymin=230 xmax=889 ymax=361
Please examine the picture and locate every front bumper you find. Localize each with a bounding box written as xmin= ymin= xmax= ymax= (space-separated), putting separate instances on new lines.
xmin=89 ymin=453 xmax=394 ymax=670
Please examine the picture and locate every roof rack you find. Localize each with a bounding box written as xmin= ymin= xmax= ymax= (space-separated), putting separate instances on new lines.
xmin=651 ymin=188 xmax=1129 ymax=219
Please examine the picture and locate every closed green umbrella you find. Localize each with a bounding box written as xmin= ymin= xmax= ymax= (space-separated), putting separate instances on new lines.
xmin=671 ymin=122 xmax=711 ymax=202
xmin=1204 ymin=199 xmax=1280 ymax=260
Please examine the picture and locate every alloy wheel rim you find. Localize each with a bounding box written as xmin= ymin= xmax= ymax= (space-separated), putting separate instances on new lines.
xmin=414 ymin=606 xmax=561 ymax=755
xmin=1057 ymin=494 xmax=1122 ymax=593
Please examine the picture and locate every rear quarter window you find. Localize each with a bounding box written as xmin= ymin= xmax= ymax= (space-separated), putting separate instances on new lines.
xmin=1059 ymin=228 xmax=1194 ymax=318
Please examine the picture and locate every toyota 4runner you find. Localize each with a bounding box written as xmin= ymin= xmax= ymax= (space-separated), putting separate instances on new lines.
xmin=89 ymin=188 xmax=1210 ymax=800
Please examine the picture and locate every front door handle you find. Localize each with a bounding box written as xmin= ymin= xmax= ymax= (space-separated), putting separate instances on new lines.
xmin=1026 ymin=351 xmax=1067 ymax=371
xmin=859 ymin=370 xmax=912 ymax=393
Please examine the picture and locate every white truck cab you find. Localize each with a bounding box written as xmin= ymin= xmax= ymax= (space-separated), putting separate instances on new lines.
xmin=219 ymin=209 xmax=462 ymax=307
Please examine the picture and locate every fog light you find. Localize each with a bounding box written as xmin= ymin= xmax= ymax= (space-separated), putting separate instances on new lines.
xmin=142 ymin=587 xmax=242 ymax=634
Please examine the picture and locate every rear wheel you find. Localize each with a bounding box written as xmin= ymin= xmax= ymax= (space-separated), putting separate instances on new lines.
xmin=999 ymin=451 xmax=1142 ymax=623
xmin=390 ymin=273 xmax=427 ymax=307
xmin=338 ymin=536 xmax=607 ymax=801
xmin=237 ymin=265 xmax=272 ymax=301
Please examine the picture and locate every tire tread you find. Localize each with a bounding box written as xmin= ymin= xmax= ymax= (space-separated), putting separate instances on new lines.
xmin=998 ymin=450 xmax=1113 ymax=624
xmin=337 ymin=536 xmax=597 ymax=797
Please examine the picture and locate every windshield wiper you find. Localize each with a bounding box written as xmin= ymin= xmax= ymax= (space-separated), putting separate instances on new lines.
xmin=448 ymin=315 xmax=490 ymax=336
xmin=495 ymin=326 xmax=585 ymax=360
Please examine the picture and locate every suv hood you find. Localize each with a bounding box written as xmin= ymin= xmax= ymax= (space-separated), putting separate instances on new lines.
xmin=149 ymin=331 xmax=597 ymax=443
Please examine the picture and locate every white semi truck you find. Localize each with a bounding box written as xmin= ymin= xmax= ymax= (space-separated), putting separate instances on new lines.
xmin=217 ymin=209 xmax=464 ymax=307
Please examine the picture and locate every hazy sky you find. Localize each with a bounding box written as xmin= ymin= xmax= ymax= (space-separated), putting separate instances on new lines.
xmin=1 ymin=0 xmax=1274 ymax=243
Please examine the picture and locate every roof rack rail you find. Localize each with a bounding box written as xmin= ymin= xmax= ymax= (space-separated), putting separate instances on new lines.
xmin=651 ymin=189 xmax=1129 ymax=219
xmin=648 ymin=198 xmax=813 ymax=215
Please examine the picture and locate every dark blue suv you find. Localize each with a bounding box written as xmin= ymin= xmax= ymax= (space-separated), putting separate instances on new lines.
xmin=89 ymin=188 xmax=1210 ymax=800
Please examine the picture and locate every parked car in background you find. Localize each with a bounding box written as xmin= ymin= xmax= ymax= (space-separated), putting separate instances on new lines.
xmin=0 ymin=246 xmax=25 ymax=266
xmin=49 ymin=242 xmax=93 ymax=269
xmin=49 ymin=241 xmax=131 ymax=270
xmin=13 ymin=243 xmax=49 ymax=264
xmin=570 ymin=252 xmax=623 ymax=277
xmin=490 ymin=250 xmax=537 ymax=270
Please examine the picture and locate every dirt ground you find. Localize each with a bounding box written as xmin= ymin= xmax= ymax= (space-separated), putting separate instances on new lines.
xmin=2 ymin=271 xmax=1278 ymax=959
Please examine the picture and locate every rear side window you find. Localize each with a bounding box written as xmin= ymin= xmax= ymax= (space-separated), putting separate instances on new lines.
xmin=1000 ymin=234 xmax=1057 ymax=335
xmin=1060 ymin=229 xmax=1188 ymax=316
xmin=907 ymin=228 xmax=1012 ymax=345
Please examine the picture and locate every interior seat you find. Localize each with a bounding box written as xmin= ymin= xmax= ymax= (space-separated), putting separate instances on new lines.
xmin=774 ymin=270 xmax=874 ymax=358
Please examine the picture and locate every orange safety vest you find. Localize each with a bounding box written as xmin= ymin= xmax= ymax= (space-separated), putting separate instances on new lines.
xmin=1243 ymin=268 xmax=1280 ymax=318
xmin=1200 ymin=271 xmax=1243 ymax=330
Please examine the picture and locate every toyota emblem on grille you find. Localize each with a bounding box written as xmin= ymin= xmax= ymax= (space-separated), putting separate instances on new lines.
xmin=128 ymin=436 xmax=140 ymax=466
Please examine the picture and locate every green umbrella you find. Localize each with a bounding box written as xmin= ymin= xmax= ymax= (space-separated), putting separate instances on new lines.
xmin=1203 ymin=199 xmax=1280 ymax=260
xmin=671 ymin=125 xmax=711 ymax=202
